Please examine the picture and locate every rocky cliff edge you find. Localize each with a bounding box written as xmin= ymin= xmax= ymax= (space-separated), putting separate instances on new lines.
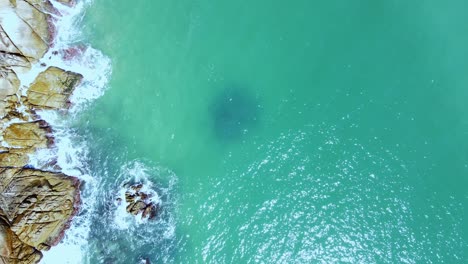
xmin=0 ymin=0 xmax=83 ymax=263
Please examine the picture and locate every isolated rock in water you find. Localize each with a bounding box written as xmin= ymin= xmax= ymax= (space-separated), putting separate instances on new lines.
xmin=26 ymin=66 xmax=83 ymax=109
xmin=124 ymin=183 xmax=159 ymax=219
xmin=0 ymin=167 xmax=80 ymax=248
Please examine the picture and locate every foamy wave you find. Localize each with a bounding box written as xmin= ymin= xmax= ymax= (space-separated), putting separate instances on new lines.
xmin=86 ymin=160 xmax=177 ymax=263
xmin=113 ymin=162 xmax=163 ymax=229
xmin=18 ymin=0 xmax=177 ymax=263
xmin=15 ymin=1 xmax=113 ymax=263
xmin=16 ymin=0 xmax=111 ymax=108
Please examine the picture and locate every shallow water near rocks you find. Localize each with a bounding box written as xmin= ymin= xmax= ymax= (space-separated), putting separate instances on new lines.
xmin=61 ymin=0 xmax=468 ymax=262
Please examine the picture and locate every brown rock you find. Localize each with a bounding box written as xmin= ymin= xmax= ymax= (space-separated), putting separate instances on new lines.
xmin=0 ymin=20 xmax=22 ymax=55
xmin=123 ymin=184 xmax=160 ymax=219
xmin=26 ymin=66 xmax=83 ymax=109
xmin=125 ymin=192 xmax=135 ymax=204
xmin=0 ymin=0 xmax=49 ymax=61
xmin=0 ymin=218 xmax=42 ymax=264
xmin=0 ymin=0 xmax=84 ymax=263
xmin=24 ymin=0 xmax=59 ymax=16
xmin=139 ymin=192 xmax=148 ymax=200
xmin=55 ymin=0 xmax=75 ymax=7
xmin=0 ymin=167 xmax=80 ymax=248
xmin=0 ymin=69 xmax=19 ymax=100
xmin=126 ymin=201 xmax=147 ymax=216
xmin=0 ymin=52 xmax=31 ymax=73
xmin=0 ymin=69 xmax=21 ymax=120
xmin=0 ymin=95 xmax=30 ymax=122
xmin=0 ymin=151 xmax=29 ymax=167
xmin=3 ymin=121 xmax=51 ymax=150
xmin=0 ymin=120 xmax=52 ymax=167
xmin=130 ymin=183 xmax=143 ymax=192
xmin=142 ymin=203 xmax=157 ymax=219
xmin=13 ymin=0 xmax=53 ymax=45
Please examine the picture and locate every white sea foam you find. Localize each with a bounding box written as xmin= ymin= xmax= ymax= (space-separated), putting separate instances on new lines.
xmin=113 ymin=161 xmax=163 ymax=230
xmin=9 ymin=0 xmax=178 ymax=262
xmin=94 ymin=160 xmax=177 ymax=263
xmin=10 ymin=0 xmax=112 ymax=263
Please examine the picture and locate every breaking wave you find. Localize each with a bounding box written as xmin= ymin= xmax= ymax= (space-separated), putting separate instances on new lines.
xmin=14 ymin=0 xmax=114 ymax=263
xmin=20 ymin=1 xmax=179 ymax=263
xmin=87 ymin=160 xmax=177 ymax=264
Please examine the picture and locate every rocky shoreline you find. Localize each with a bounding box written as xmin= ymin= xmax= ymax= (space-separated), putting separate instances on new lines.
xmin=0 ymin=0 xmax=82 ymax=263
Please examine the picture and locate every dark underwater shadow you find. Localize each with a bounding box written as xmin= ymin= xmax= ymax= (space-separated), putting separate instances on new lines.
xmin=209 ymin=82 xmax=261 ymax=142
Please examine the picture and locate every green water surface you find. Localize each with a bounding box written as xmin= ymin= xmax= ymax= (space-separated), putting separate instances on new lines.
xmin=79 ymin=0 xmax=467 ymax=262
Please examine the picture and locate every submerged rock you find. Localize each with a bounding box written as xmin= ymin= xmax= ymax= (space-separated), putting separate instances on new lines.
xmin=61 ymin=45 xmax=87 ymax=61
xmin=210 ymin=84 xmax=260 ymax=141
xmin=21 ymin=0 xmax=60 ymax=17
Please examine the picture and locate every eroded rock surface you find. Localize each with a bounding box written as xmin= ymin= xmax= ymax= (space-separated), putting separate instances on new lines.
xmin=0 ymin=0 xmax=53 ymax=63
xmin=0 ymin=121 xmax=52 ymax=168
xmin=0 ymin=1 xmax=83 ymax=263
xmin=0 ymin=168 xmax=80 ymax=248
xmin=0 ymin=70 xmax=21 ymax=120
xmin=0 ymin=168 xmax=80 ymax=264
xmin=26 ymin=66 xmax=83 ymax=109
xmin=55 ymin=0 xmax=75 ymax=7
xmin=0 ymin=70 xmax=19 ymax=100
xmin=0 ymin=219 xmax=42 ymax=264
xmin=3 ymin=121 xmax=52 ymax=149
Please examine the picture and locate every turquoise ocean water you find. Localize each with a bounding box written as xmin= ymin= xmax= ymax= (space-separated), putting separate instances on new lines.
xmin=68 ymin=0 xmax=468 ymax=262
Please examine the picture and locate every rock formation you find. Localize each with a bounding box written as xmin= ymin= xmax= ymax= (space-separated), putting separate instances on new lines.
xmin=26 ymin=67 xmax=83 ymax=109
xmin=123 ymin=183 xmax=159 ymax=220
xmin=0 ymin=0 xmax=83 ymax=263
xmin=0 ymin=168 xmax=80 ymax=263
